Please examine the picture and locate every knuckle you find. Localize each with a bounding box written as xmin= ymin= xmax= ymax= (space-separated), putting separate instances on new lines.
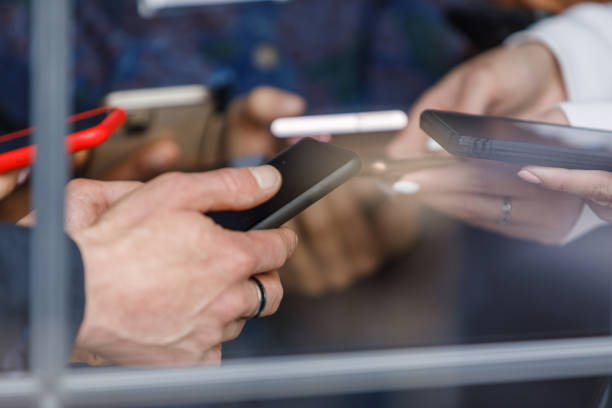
xmin=201 ymin=346 xmax=222 ymax=365
xmin=549 ymin=175 xmax=570 ymax=192
xmin=216 ymin=168 xmax=248 ymax=196
xmin=178 ymin=213 xmax=210 ymax=244
xmin=195 ymin=329 xmax=224 ymax=352
xmin=154 ymin=171 xmax=192 ymax=194
xmin=225 ymin=322 xmax=245 ymax=342
xmin=223 ymin=291 xmax=249 ymax=320
xmin=65 ymin=178 xmax=92 ymax=194
xmin=589 ymin=181 xmax=612 ymax=204
xmin=231 ymin=247 xmax=257 ymax=275
xmin=156 ymin=171 xmax=182 ymax=185
xmin=275 ymin=229 xmax=297 ymax=257
xmin=265 ymin=277 xmax=284 ymax=314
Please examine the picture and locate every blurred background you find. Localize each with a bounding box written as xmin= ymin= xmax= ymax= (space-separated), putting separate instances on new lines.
xmin=1 ymin=0 xmax=611 ymax=407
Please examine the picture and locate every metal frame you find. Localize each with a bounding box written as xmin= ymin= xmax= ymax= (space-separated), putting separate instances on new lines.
xmin=2 ymin=0 xmax=609 ymax=407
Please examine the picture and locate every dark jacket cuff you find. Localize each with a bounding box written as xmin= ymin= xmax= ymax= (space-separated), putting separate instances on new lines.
xmin=0 ymin=223 xmax=85 ymax=371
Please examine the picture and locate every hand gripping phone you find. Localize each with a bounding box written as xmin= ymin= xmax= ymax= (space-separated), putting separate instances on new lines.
xmin=208 ymin=138 xmax=362 ymax=231
xmin=421 ymin=109 xmax=612 ymax=171
xmin=0 ymin=107 xmax=126 ymax=173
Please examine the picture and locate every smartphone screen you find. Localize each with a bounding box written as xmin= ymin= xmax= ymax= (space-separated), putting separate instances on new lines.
xmin=209 ymin=138 xmax=361 ymax=231
xmin=0 ymin=110 xmax=112 ymax=155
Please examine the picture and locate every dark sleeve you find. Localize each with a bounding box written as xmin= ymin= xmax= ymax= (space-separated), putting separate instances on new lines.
xmin=0 ymin=223 xmax=85 ymax=372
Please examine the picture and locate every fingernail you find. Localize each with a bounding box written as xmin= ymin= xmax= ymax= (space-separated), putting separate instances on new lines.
xmin=517 ymin=169 xmax=541 ymax=185
xmin=17 ymin=168 xmax=30 ymax=186
xmin=392 ymin=180 xmax=421 ymax=195
xmin=250 ymin=165 xmax=281 ymax=189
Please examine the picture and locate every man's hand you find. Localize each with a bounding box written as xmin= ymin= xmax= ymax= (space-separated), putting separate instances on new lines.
xmin=388 ymin=42 xmax=566 ymax=158
xmin=68 ymin=166 xmax=297 ymax=366
xmin=226 ymin=87 xmax=387 ymax=295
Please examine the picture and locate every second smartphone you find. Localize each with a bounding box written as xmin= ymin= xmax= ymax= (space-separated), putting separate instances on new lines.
xmin=421 ymin=109 xmax=612 ymax=171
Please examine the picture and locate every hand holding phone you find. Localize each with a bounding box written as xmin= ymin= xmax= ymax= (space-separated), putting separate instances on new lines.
xmin=421 ymin=110 xmax=612 ymax=171
xmin=208 ymin=138 xmax=361 ymax=231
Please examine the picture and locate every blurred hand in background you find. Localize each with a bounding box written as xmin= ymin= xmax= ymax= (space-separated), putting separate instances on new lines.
xmin=0 ymin=169 xmax=24 ymax=202
xmin=392 ymin=106 xmax=587 ymax=244
xmin=388 ymin=42 xmax=566 ymax=158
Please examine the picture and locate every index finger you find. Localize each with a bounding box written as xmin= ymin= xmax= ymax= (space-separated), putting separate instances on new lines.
xmin=228 ymin=227 xmax=298 ymax=276
xmin=519 ymin=166 xmax=612 ymax=205
xmin=106 ymin=166 xmax=282 ymax=228
xmin=399 ymin=161 xmax=540 ymax=197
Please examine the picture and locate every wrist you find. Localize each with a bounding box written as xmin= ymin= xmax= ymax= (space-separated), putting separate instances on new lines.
xmin=69 ymin=228 xmax=114 ymax=357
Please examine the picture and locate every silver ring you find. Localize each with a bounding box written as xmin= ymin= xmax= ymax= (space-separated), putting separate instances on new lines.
xmin=498 ymin=197 xmax=512 ymax=226
xmin=248 ymin=276 xmax=267 ymax=320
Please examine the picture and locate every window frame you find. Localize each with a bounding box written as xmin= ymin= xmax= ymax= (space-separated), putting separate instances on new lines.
xmin=6 ymin=1 xmax=610 ymax=407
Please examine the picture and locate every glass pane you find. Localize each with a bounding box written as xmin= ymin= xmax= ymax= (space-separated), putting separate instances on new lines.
xmin=1 ymin=0 xmax=611 ymax=407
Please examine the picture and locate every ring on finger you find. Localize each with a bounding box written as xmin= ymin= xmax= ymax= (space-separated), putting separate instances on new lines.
xmin=497 ymin=197 xmax=512 ymax=226
xmin=248 ymin=276 xmax=267 ymax=320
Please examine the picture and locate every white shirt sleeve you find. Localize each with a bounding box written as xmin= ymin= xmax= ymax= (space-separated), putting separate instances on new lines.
xmin=506 ymin=3 xmax=612 ymax=102
xmin=557 ymin=102 xmax=612 ymax=244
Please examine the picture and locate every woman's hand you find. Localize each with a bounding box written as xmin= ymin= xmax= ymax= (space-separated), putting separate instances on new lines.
xmin=388 ymin=42 xmax=566 ymax=157
xmin=395 ymin=160 xmax=583 ymax=243
xmin=392 ymin=106 xmax=585 ymax=244
xmin=519 ymin=167 xmax=612 ymax=222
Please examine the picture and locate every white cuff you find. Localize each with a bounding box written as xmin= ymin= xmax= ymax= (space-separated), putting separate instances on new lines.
xmin=556 ymin=101 xmax=612 ymax=243
xmin=561 ymin=204 xmax=607 ymax=244
xmin=558 ymin=102 xmax=612 ymax=132
xmin=506 ymin=3 xmax=612 ymax=102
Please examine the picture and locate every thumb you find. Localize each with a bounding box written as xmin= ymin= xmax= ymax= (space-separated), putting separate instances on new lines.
xmin=105 ymin=165 xmax=282 ymax=227
xmin=65 ymin=179 xmax=143 ymax=232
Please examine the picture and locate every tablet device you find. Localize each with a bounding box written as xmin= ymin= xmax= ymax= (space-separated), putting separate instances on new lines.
xmin=420 ymin=110 xmax=612 ymax=171
xmin=208 ymin=138 xmax=361 ymax=231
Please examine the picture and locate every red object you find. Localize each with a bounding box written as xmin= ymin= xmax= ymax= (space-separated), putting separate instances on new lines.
xmin=0 ymin=107 xmax=126 ymax=173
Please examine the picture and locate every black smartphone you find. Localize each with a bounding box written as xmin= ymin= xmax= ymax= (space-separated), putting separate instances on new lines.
xmin=421 ymin=110 xmax=612 ymax=171
xmin=208 ymin=138 xmax=362 ymax=231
